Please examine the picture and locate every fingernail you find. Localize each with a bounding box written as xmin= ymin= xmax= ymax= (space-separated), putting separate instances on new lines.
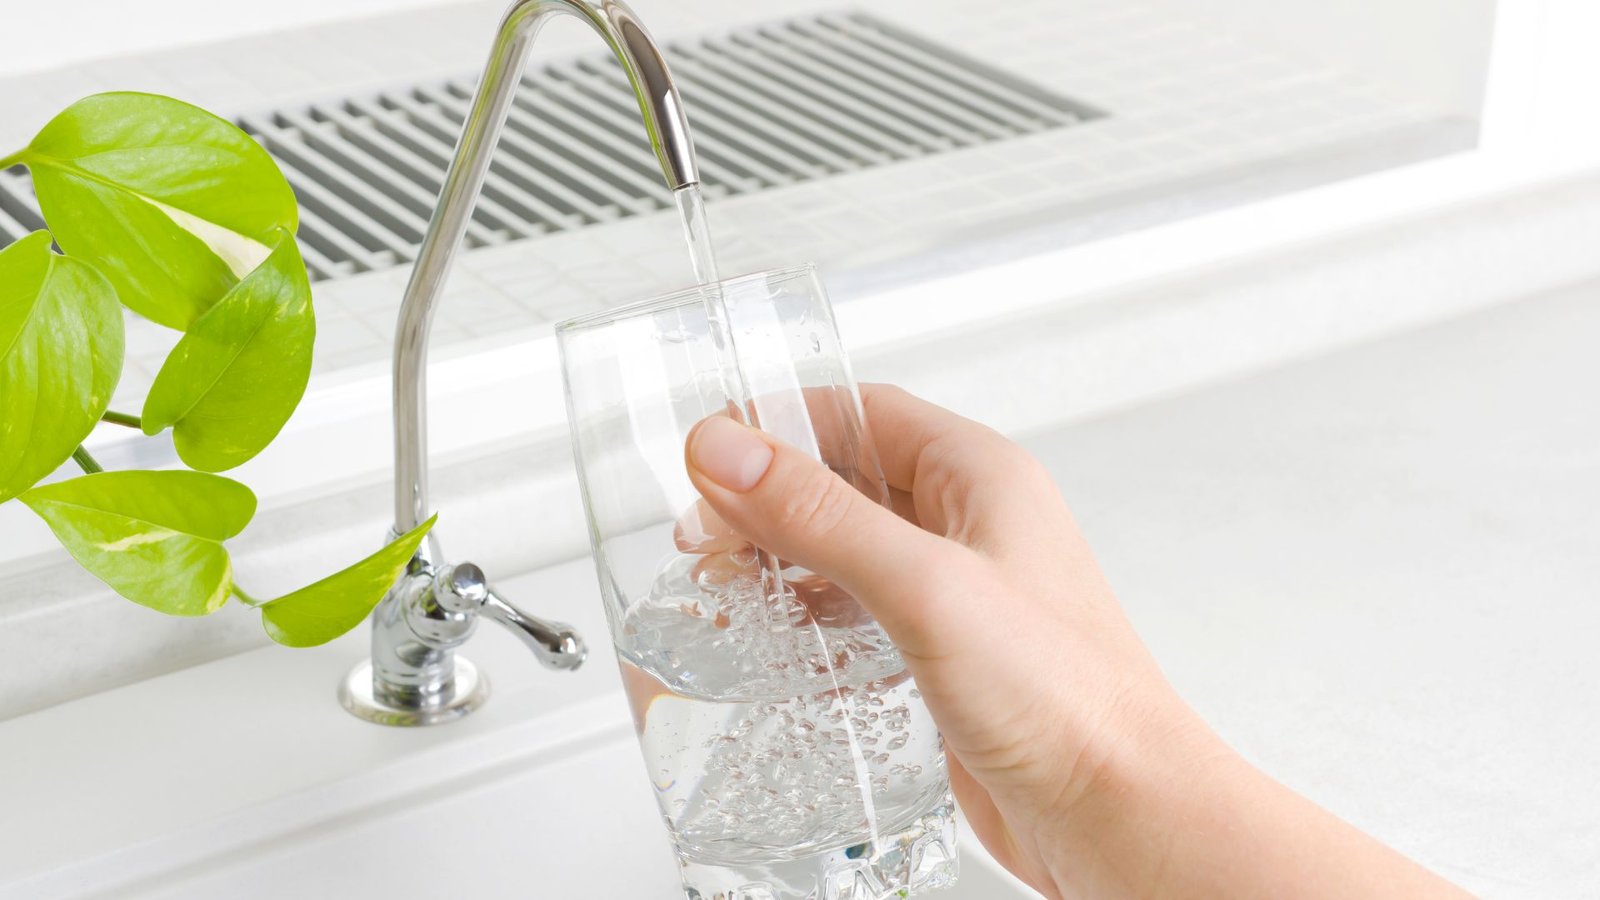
xmin=689 ymin=417 xmax=773 ymax=492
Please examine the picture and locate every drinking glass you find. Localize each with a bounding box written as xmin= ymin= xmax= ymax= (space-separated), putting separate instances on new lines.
xmin=556 ymin=265 xmax=957 ymax=900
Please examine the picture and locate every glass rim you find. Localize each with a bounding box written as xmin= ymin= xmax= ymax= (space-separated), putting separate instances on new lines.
xmin=555 ymin=262 xmax=819 ymax=332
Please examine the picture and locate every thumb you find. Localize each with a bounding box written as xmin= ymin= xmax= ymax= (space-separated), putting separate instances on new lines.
xmin=684 ymin=415 xmax=973 ymax=656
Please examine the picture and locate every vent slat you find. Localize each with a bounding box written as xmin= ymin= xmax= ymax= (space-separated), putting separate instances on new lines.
xmin=0 ymin=13 xmax=1102 ymax=280
xmin=696 ymin=33 xmax=950 ymax=155
xmin=727 ymin=32 xmax=958 ymax=152
xmin=760 ymin=24 xmax=1006 ymax=145
xmin=362 ymin=95 xmax=585 ymax=231
xmin=381 ymin=91 xmax=604 ymax=226
xmin=325 ymin=106 xmax=540 ymax=239
xmin=276 ymin=109 xmax=501 ymax=247
xmin=669 ymin=49 xmax=890 ymax=168
xmin=668 ymin=42 xmax=906 ymax=162
xmin=0 ymin=206 xmax=30 ymax=241
xmin=416 ymin=84 xmax=639 ymax=219
xmin=546 ymin=67 xmax=770 ymax=190
xmin=288 ymin=217 xmax=358 ymax=281
xmin=673 ymin=67 xmax=856 ymax=173
xmin=579 ymin=60 xmax=825 ymax=182
xmin=824 ymin=14 xmax=1090 ymax=126
xmin=242 ymin=119 xmax=427 ymax=252
xmin=0 ymin=175 xmax=39 ymax=240
xmin=789 ymin=19 xmax=1048 ymax=136
xmin=503 ymin=84 xmax=674 ymax=206
xmin=273 ymin=181 xmax=395 ymax=271
xmin=0 ymin=171 xmax=45 ymax=239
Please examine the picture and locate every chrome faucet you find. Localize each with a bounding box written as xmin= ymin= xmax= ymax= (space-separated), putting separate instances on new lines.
xmin=339 ymin=0 xmax=701 ymax=726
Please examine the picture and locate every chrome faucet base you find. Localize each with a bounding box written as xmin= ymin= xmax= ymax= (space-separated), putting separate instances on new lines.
xmin=347 ymin=553 xmax=585 ymax=727
xmin=339 ymin=657 xmax=489 ymax=727
xmin=342 ymin=0 xmax=700 ymax=725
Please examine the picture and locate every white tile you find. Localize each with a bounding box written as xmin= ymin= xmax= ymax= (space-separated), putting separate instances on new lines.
xmin=456 ymin=313 xmax=546 ymax=341
xmin=444 ymin=289 xmax=526 ymax=328
xmin=0 ymin=0 xmax=1450 ymax=400
xmin=310 ymin=313 xmax=383 ymax=359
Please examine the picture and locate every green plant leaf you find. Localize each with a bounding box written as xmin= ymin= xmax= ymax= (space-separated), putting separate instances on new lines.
xmin=140 ymin=229 xmax=314 ymax=472
xmin=259 ymin=516 xmax=437 ymax=648
xmin=20 ymin=92 xmax=298 ymax=329
xmin=20 ymin=471 xmax=256 ymax=616
xmin=27 ymin=166 xmax=238 ymax=330
xmin=0 ymin=232 xmax=123 ymax=503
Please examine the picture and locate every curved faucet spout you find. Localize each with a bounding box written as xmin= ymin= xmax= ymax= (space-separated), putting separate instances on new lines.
xmin=394 ymin=0 xmax=699 ymax=535
xmin=345 ymin=0 xmax=699 ymax=726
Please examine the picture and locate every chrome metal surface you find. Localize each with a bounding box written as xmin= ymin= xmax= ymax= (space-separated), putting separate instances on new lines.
xmin=370 ymin=560 xmax=478 ymax=710
xmin=354 ymin=0 xmax=677 ymax=725
xmin=393 ymin=0 xmax=699 ymax=535
xmin=482 ymin=588 xmax=587 ymax=671
xmin=434 ymin=561 xmax=491 ymax=613
xmin=360 ymin=555 xmax=587 ymax=727
xmin=339 ymin=657 xmax=489 ymax=726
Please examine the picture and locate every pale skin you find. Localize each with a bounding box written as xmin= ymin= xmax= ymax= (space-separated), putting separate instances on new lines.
xmin=679 ymin=383 xmax=1467 ymax=900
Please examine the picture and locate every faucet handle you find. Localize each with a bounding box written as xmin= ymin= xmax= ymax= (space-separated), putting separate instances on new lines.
xmin=482 ymin=589 xmax=587 ymax=672
xmin=433 ymin=561 xmax=490 ymax=612
xmin=434 ymin=563 xmax=587 ymax=672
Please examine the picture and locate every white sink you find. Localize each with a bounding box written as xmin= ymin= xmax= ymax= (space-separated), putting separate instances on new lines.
xmin=109 ymin=729 xmax=1029 ymax=900
xmin=0 ymin=556 xmax=1035 ymax=900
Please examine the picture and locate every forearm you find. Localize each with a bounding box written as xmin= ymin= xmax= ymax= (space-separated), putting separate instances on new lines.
xmin=1042 ymin=706 xmax=1467 ymax=898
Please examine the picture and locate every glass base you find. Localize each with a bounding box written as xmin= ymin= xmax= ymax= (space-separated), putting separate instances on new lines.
xmin=678 ymin=798 xmax=958 ymax=900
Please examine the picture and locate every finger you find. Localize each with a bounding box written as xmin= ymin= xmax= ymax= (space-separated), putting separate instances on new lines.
xmin=859 ymin=384 xmax=1058 ymax=551
xmin=859 ymin=383 xmax=1001 ymax=493
xmin=690 ymin=549 xmax=753 ymax=587
xmin=673 ymin=499 xmax=747 ymax=554
xmin=889 ymin=486 xmax=919 ymax=525
xmin=788 ymin=572 xmax=872 ymax=629
xmin=691 ymin=550 xmax=873 ymax=630
xmin=620 ymin=661 xmax=672 ymax=736
xmin=685 ymin=415 xmax=980 ymax=656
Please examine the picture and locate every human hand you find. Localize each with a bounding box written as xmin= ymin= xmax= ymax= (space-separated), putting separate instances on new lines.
xmin=681 ymin=383 xmax=1190 ymax=895
xmin=683 ymin=384 xmax=1464 ymax=899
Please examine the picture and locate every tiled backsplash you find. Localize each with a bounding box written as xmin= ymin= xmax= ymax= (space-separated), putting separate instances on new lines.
xmin=0 ymin=0 xmax=1457 ymax=414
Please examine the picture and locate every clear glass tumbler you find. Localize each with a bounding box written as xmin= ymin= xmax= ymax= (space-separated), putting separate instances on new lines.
xmin=556 ymin=265 xmax=957 ymax=900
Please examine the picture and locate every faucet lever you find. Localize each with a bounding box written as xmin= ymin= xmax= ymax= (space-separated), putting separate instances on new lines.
xmin=436 ymin=563 xmax=587 ymax=671
xmin=483 ymin=589 xmax=587 ymax=671
xmin=341 ymin=558 xmax=584 ymax=726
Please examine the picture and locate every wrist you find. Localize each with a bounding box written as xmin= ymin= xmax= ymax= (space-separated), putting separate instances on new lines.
xmin=1039 ymin=687 xmax=1235 ymax=897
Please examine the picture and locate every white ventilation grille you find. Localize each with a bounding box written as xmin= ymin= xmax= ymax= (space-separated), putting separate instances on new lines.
xmin=0 ymin=13 xmax=1102 ymax=281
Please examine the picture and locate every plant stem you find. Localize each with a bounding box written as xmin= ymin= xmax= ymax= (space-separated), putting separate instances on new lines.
xmin=0 ymin=149 xmax=22 ymax=170
xmin=100 ymin=409 xmax=143 ymax=429
xmin=231 ymin=585 xmax=263 ymax=608
xmin=71 ymin=446 xmax=103 ymax=474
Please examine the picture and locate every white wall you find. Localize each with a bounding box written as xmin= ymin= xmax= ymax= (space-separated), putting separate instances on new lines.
xmin=1529 ymin=0 xmax=1600 ymax=148
xmin=0 ymin=0 xmax=486 ymax=78
xmin=6 ymin=0 xmax=1503 ymax=108
xmin=1147 ymin=0 xmax=1499 ymax=117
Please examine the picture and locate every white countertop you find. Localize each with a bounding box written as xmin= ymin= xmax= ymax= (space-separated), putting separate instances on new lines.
xmin=2 ymin=268 xmax=1596 ymax=897
xmin=1035 ymin=280 xmax=1600 ymax=896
